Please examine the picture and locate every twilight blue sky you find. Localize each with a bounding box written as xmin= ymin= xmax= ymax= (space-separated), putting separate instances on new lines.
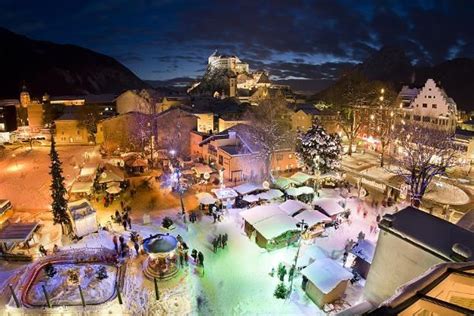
xmin=0 ymin=0 xmax=472 ymax=81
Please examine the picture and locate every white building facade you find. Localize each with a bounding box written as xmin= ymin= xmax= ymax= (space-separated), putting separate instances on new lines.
xmin=400 ymin=79 xmax=457 ymax=133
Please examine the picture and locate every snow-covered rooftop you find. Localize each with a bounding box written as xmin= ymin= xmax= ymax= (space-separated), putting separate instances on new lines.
xmin=313 ymin=198 xmax=344 ymax=216
xmin=381 ymin=206 xmax=474 ymax=261
xmin=274 ymin=177 xmax=298 ymax=190
xmin=253 ymin=214 xmax=298 ymax=240
xmin=257 ymin=189 xmax=283 ymax=201
xmin=294 ymin=210 xmax=331 ymax=227
xmin=240 ymin=204 xmax=284 ymax=225
xmin=289 ymin=172 xmax=314 ymax=185
xmin=300 ymin=258 xmax=353 ymax=294
xmin=350 ymin=239 xmax=376 ymax=264
xmin=279 ymin=200 xmax=311 ymax=216
xmin=232 ymin=182 xmax=264 ymax=195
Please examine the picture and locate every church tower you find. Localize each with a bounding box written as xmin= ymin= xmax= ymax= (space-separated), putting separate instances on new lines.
xmin=20 ymin=84 xmax=31 ymax=108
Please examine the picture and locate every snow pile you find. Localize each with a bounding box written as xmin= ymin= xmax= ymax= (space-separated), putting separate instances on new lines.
xmin=350 ymin=239 xmax=376 ymax=264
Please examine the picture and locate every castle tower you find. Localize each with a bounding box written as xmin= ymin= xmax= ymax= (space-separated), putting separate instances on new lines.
xmin=20 ymin=84 xmax=31 ymax=108
xmin=229 ymin=76 xmax=237 ymax=97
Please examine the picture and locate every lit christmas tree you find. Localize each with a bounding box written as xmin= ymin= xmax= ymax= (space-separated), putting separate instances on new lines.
xmin=296 ymin=123 xmax=342 ymax=174
xmin=49 ymin=135 xmax=72 ymax=236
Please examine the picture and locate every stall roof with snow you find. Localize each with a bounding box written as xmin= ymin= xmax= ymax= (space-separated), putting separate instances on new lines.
xmin=350 ymin=239 xmax=376 ymax=264
xmin=294 ymin=210 xmax=331 ymax=227
xmin=300 ymin=258 xmax=353 ymax=294
xmin=257 ymin=189 xmax=283 ymax=201
xmin=70 ymin=180 xmax=93 ymax=194
xmin=380 ymin=206 xmax=474 ymax=261
xmin=240 ymin=204 xmax=285 ymax=225
xmin=313 ymin=198 xmax=345 ymax=217
xmin=0 ymin=221 xmax=39 ymax=243
xmin=279 ymin=200 xmax=311 ymax=216
xmin=196 ymin=192 xmax=217 ymax=205
xmin=192 ymin=164 xmax=214 ymax=176
xmin=98 ymin=166 xmax=125 ymax=183
xmin=274 ymin=177 xmax=298 ymax=190
xmin=232 ymin=183 xmax=265 ymax=195
xmin=289 ymin=172 xmax=314 ymax=185
xmin=252 ymin=214 xmax=298 ymax=241
xmin=242 ymin=194 xmax=260 ymax=203
xmin=68 ymin=199 xmax=95 ymax=220
xmin=212 ymin=187 xmax=238 ymax=200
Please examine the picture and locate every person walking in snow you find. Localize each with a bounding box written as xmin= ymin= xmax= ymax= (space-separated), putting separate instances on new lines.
xmin=198 ymin=251 xmax=204 ymax=267
xmin=113 ymin=235 xmax=118 ymax=253
xmin=217 ymin=234 xmax=222 ymax=248
xmin=212 ymin=238 xmax=218 ymax=253
xmin=134 ymin=242 xmax=139 ymax=256
xmin=222 ymin=233 xmax=228 ymax=248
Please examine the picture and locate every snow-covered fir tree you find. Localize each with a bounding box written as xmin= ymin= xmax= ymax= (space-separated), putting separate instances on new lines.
xmin=296 ymin=123 xmax=342 ymax=174
xmin=49 ymin=135 xmax=72 ymax=236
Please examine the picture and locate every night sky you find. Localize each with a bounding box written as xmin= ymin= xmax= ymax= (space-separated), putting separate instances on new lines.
xmin=0 ymin=0 xmax=473 ymax=81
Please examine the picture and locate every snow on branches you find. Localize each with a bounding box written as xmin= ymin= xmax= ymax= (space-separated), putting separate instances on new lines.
xmin=296 ymin=124 xmax=342 ymax=174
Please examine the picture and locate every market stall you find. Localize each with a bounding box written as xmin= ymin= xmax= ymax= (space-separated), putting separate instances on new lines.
xmin=68 ymin=199 xmax=98 ymax=238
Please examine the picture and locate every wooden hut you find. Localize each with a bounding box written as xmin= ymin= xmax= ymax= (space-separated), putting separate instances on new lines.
xmin=301 ymin=258 xmax=353 ymax=307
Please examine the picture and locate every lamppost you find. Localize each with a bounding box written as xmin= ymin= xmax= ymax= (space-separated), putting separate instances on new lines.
xmin=313 ymin=155 xmax=320 ymax=197
xmin=288 ymin=219 xmax=309 ymax=297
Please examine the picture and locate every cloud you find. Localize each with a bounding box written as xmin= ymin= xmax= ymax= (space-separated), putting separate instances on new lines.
xmin=0 ymin=0 xmax=472 ymax=80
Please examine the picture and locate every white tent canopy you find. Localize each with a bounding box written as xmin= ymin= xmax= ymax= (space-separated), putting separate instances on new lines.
xmin=279 ymin=200 xmax=311 ymax=216
xmin=294 ymin=210 xmax=331 ymax=227
xmin=233 ymin=183 xmax=265 ymax=195
xmin=240 ymin=204 xmax=285 ymax=225
xmin=253 ymin=214 xmax=298 ymax=240
xmin=106 ymin=184 xmax=122 ymax=194
xmin=300 ymin=258 xmax=352 ymax=294
xmin=212 ymin=187 xmax=238 ymax=200
xmin=313 ymin=198 xmax=345 ymax=217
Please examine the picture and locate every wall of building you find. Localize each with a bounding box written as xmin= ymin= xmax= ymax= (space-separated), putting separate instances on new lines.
xmin=364 ymin=229 xmax=445 ymax=305
xmin=291 ymin=111 xmax=312 ymax=132
xmin=0 ymin=105 xmax=17 ymax=132
xmin=218 ymin=118 xmax=249 ymax=132
xmin=116 ymin=91 xmax=152 ymax=114
xmin=196 ymin=113 xmax=214 ymax=133
xmin=55 ymin=120 xmax=89 ymax=144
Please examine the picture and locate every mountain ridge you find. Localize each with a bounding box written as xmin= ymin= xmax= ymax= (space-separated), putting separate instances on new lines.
xmin=0 ymin=27 xmax=149 ymax=98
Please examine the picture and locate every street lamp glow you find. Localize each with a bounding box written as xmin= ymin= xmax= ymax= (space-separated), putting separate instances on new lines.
xmin=380 ymin=88 xmax=385 ymax=94
xmin=169 ymin=149 xmax=176 ymax=156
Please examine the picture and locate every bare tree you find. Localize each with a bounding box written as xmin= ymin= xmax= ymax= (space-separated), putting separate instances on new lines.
xmin=389 ymin=124 xmax=458 ymax=207
xmin=244 ymin=96 xmax=294 ymax=181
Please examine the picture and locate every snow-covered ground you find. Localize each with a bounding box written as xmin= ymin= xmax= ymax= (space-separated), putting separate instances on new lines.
xmin=0 ymin=146 xmax=99 ymax=211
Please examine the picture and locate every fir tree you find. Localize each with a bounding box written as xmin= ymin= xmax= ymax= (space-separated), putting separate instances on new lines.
xmin=277 ymin=263 xmax=287 ymax=282
xmin=49 ymin=135 xmax=72 ymax=236
xmin=296 ymin=123 xmax=343 ymax=174
xmin=274 ymin=282 xmax=288 ymax=299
